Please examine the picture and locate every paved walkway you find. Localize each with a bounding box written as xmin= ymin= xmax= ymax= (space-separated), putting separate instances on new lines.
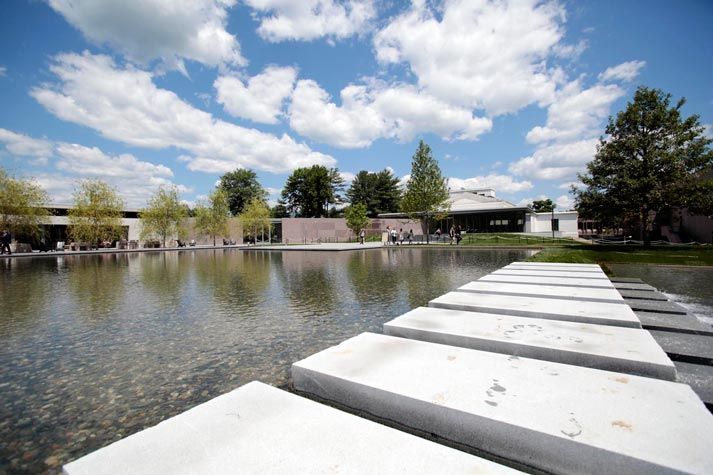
xmin=0 ymin=244 xmax=245 ymax=259
xmin=243 ymin=242 xmax=384 ymax=251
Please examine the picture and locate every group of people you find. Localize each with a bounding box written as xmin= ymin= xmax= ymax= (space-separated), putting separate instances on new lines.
xmin=1 ymin=230 xmax=12 ymax=255
xmin=434 ymin=225 xmax=463 ymax=245
xmin=382 ymin=226 xmax=414 ymax=246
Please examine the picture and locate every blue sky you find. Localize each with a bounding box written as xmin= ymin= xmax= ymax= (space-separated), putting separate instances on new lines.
xmin=0 ymin=0 xmax=711 ymax=209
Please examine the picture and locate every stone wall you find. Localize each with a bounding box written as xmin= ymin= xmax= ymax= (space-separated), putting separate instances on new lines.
xmin=281 ymin=217 xmax=421 ymax=244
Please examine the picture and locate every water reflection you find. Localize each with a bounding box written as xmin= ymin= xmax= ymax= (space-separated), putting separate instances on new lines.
xmin=0 ymin=247 xmax=533 ymax=473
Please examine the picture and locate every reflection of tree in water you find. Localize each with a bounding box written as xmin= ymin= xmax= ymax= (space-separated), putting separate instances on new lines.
xmin=401 ymin=249 xmax=452 ymax=308
xmin=192 ymin=250 xmax=272 ymax=309
xmin=66 ymin=254 xmax=129 ymax=320
xmin=274 ymin=252 xmax=338 ymax=317
xmin=345 ymin=250 xmax=400 ymax=304
xmin=138 ymin=251 xmax=191 ymax=308
xmin=0 ymin=258 xmax=57 ymax=336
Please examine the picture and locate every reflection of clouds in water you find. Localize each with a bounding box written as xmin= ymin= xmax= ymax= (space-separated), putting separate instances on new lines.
xmin=664 ymin=293 xmax=713 ymax=326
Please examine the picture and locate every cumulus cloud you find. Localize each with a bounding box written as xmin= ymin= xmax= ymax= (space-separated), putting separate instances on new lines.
xmin=0 ymin=128 xmax=190 ymax=207
xmin=598 ymin=60 xmax=646 ymax=82
xmin=289 ymin=79 xmax=491 ymax=148
xmin=215 ymin=65 xmax=297 ymax=124
xmin=0 ymin=66 xmax=6 ymax=77
xmin=245 ymin=0 xmax=375 ymax=42
xmin=448 ymin=174 xmax=533 ymax=194
xmin=47 ymin=0 xmax=244 ymax=72
xmin=525 ymin=80 xmax=624 ymax=144
xmin=30 ymin=52 xmax=335 ymax=174
xmin=509 ymin=138 xmax=599 ymax=180
xmin=0 ymin=128 xmax=54 ymax=161
xmin=555 ymin=194 xmax=574 ymax=210
xmin=373 ymin=0 xmax=566 ymax=115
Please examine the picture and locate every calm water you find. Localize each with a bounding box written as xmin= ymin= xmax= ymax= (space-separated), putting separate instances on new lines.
xmin=609 ymin=264 xmax=713 ymax=325
xmin=0 ymin=248 xmax=534 ymax=473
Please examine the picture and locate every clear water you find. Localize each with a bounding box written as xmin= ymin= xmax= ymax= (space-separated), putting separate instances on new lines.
xmin=0 ymin=248 xmax=534 ymax=473
xmin=608 ymin=264 xmax=713 ymax=325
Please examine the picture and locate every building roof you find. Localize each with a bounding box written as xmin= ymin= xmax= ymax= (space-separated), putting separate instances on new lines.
xmin=379 ymin=188 xmax=529 ymax=217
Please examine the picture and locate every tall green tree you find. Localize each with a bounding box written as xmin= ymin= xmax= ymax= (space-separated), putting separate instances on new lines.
xmin=194 ymin=188 xmax=230 ymax=246
xmin=574 ymin=86 xmax=713 ymax=244
xmin=218 ymin=168 xmax=267 ymax=216
xmin=68 ymin=180 xmax=125 ymax=248
xmin=280 ymin=165 xmax=344 ymax=217
xmin=0 ymin=168 xmax=51 ymax=240
xmin=400 ymin=140 xmax=450 ymax=243
xmin=346 ymin=169 xmax=401 ymax=216
xmin=239 ymin=198 xmax=272 ymax=242
xmin=344 ymin=203 xmax=371 ymax=240
xmin=139 ymin=185 xmax=188 ymax=247
xmin=529 ymin=198 xmax=555 ymax=212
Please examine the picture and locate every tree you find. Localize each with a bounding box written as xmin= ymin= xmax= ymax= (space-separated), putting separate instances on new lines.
xmin=194 ymin=188 xmax=230 ymax=246
xmin=139 ymin=185 xmax=187 ymax=247
xmin=219 ymin=168 xmax=267 ymax=216
xmin=574 ymin=86 xmax=713 ymax=244
xmin=400 ymin=140 xmax=450 ymax=243
xmin=68 ymin=180 xmax=125 ymax=248
xmin=239 ymin=198 xmax=271 ymax=242
xmin=280 ymin=165 xmax=344 ymax=217
xmin=530 ymin=198 xmax=555 ymax=212
xmin=0 ymin=168 xmax=51 ymax=240
xmin=346 ymin=169 xmax=401 ymax=216
xmin=344 ymin=203 xmax=371 ymax=240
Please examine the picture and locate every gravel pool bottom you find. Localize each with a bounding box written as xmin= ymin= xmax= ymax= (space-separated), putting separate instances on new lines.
xmin=0 ymin=247 xmax=534 ymax=473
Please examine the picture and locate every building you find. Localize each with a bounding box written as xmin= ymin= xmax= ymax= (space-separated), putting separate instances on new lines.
xmin=379 ymin=188 xmax=579 ymax=237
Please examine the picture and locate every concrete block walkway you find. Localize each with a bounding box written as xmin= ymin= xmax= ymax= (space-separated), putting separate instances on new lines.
xmin=64 ymin=261 xmax=713 ymax=474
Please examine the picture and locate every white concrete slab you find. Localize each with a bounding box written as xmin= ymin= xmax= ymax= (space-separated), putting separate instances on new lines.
xmin=430 ymin=291 xmax=641 ymax=328
xmin=63 ymin=381 xmax=517 ymax=475
xmin=292 ymin=333 xmax=713 ymax=475
xmin=458 ymin=281 xmax=625 ymax=304
xmin=509 ymin=262 xmax=602 ymax=269
xmin=383 ymin=307 xmax=675 ymax=380
xmin=504 ymin=264 xmax=605 ymax=274
xmin=492 ymin=269 xmax=609 ymax=280
xmin=480 ymin=274 xmax=616 ymax=289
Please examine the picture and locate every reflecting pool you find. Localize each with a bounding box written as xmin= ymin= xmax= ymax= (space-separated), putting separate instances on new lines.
xmin=0 ymin=247 xmax=534 ymax=473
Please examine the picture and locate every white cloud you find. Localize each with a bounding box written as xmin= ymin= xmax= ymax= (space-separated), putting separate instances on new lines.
xmin=509 ymin=138 xmax=599 ymax=180
xmin=289 ymin=79 xmax=491 ymax=148
xmin=526 ymin=80 xmax=624 ymax=144
xmin=448 ymin=174 xmax=533 ymax=194
xmin=598 ymin=60 xmax=646 ymax=82
xmin=245 ymin=0 xmax=375 ymax=42
xmin=215 ymin=65 xmax=297 ymax=124
xmin=0 ymin=66 xmax=6 ymax=77
xmin=373 ymin=0 xmax=566 ymax=115
xmin=31 ymin=52 xmax=335 ymax=174
xmin=555 ymin=193 xmax=574 ymax=210
xmin=702 ymin=124 xmax=712 ymax=139
xmin=339 ymin=171 xmax=356 ymax=183
xmin=47 ymin=0 xmax=244 ymax=72
xmin=0 ymin=128 xmax=54 ymax=161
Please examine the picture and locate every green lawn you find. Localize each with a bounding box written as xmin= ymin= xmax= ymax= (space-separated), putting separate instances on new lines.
xmin=528 ymin=245 xmax=713 ymax=266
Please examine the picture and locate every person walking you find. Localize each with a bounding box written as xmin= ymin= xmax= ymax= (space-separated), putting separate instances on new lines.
xmin=359 ymin=228 xmax=365 ymax=244
xmin=407 ymin=229 xmax=413 ymax=244
xmin=449 ymin=225 xmax=455 ymax=245
xmin=383 ymin=226 xmax=391 ymax=246
xmin=435 ymin=227 xmax=441 ymax=243
xmin=455 ymin=224 xmax=462 ymax=245
xmin=391 ymin=227 xmax=398 ymax=246
xmin=398 ymin=228 xmax=404 ymax=245
xmin=1 ymin=230 xmax=12 ymax=255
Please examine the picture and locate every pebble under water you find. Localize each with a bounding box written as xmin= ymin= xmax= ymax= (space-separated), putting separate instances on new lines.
xmin=0 ymin=247 xmax=535 ymax=473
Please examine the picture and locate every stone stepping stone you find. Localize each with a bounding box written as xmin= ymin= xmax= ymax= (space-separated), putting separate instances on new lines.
xmin=383 ymin=307 xmax=675 ymax=380
xmin=429 ymin=291 xmax=641 ymax=328
xmin=459 ymin=281 xmax=625 ymax=304
xmin=624 ymin=299 xmax=688 ymax=315
xmin=636 ymin=311 xmax=713 ymax=336
xmin=63 ymin=381 xmax=517 ymax=475
xmin=649 ymin=330 xmax=713 ymax=365
xmin=613 ymin=282 xmax=658 ymax=292
xmin=617 ymin=289 xmax=669 ymax=301
xmin=292 ymin=333 xmax=713 ymax=475
xmin=504 ymin=265 xmax=605 ymax=274
xmin=510 ymin=262 xmax=602 ymax=269
xmin=674 ymin=361 xmax=713 ymax=411
xmin=480 ymin=274 xmax=615 ymax=289
xmin=492 ymin=269 xmax=609 ymax=280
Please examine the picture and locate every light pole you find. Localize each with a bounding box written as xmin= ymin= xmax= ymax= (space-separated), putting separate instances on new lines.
xmin=551 ymin=207 xmax=555 ymax=241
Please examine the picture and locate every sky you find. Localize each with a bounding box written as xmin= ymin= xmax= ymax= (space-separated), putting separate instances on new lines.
xmin=0 ymin=0 xmax=711 ymax=210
